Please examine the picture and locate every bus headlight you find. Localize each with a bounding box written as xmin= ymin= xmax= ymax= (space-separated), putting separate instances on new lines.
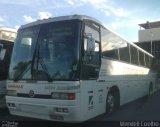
xmin=51 ymin=92 xmax=75 ymax=100
xmin=7 ymin=90 xmax=17 ymax=96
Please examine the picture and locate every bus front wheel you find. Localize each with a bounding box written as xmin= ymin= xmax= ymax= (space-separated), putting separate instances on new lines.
xmin=106 ymin=90 xmax=120 ymax=114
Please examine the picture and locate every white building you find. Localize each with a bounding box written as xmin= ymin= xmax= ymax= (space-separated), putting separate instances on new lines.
xmin=136 ymin=21 xmax=160 ymax=59
xmin=136 ymin=21 xmax=160 ymax=78
xmin=139 ymin=21 xmax=160 ymax=42
xmin=0 ymin=27 xmax=17 ymax=42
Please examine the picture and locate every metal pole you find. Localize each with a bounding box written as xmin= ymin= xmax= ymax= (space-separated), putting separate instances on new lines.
xmin=151 ymin=32 xmax=153 ymax=55
xmin=147 ymin=21 xmax=153 ymax=55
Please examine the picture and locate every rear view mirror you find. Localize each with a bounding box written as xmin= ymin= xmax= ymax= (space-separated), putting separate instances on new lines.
xmin=0 ymin=44 xmax=6 ymax=60
xmin=0 ymin=49 xmax=6 ymax=60
xmin=86 ymin=38 xmax=95 ymax=55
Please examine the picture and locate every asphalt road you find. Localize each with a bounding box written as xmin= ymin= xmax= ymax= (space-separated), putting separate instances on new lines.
xmin=94 ymin=91 xmax=160 ymax=121
xmin=1 ymin=91 xmax=160 ymax=127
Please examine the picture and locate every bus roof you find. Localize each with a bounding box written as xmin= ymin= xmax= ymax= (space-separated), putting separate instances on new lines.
xmin=19 ymin=14 xmax=153 ymax=58
xmin=20 ymin=15 xmax=102 ymax=29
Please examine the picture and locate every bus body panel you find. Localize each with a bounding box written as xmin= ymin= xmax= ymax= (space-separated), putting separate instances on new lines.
xmin=99 ymin=58 xmax=156 ymax=105
xmin=6 ymin=58 xmax=156 ymax=121
xmin=80 ymin=80 xmax=107 ymax=120
xmin=6 ymin=96 xmax=82 ymax=122
xmin=6 ymin=81 xmax=85 ymax=122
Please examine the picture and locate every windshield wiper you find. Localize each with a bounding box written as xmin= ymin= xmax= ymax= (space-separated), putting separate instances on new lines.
xmin=36 ymin=45 xmax=53 ymax=82
xmin=13 ymin=61 xmax=32 ymax=81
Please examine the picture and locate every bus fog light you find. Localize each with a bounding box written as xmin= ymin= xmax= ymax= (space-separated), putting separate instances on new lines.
xmin=55 ymin=108 xmax=68 ymax=113
xmin=7 ymin=103 xmax=15 ymax=107
xmin=56 ymin=108 xmax=63 ymax=112
xmin=63 ymin=108 xmax=68 ymax=113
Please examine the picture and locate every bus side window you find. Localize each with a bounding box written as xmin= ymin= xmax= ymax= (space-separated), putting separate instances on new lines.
xmin=139 ymin=51 xmax=145 ymax=67
xmin=119 ymin=45 xmax=130 ymax=63
xmin=130 ymin=45 xmax=138 ymax=65
xmin=145 ymin=54 xmax=150 ymax=67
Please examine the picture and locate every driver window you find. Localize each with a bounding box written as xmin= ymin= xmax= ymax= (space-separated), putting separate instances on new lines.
xmin=85 ymin=25 xmax=100 ymax=41
xmin=84 ymin=24 xmax=100 ymax=66
xmin=82 ymin=23 xmax=101 ymax=79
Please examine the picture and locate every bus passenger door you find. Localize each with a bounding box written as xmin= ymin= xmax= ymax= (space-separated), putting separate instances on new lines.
xmin=82 ymin=22 xmax=101 ymax=79
xmin=80 ymin=21 xmax=103 ymax=119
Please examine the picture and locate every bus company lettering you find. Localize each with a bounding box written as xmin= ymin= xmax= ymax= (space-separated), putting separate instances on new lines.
xmin=8 ymin=84 xmax=23 ymax=89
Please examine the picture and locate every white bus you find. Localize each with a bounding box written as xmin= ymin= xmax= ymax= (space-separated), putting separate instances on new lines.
xmin=6 ymin=15 xmax=156 ymax=122
xmin=0 ymin=27 xmax=16 ymax=108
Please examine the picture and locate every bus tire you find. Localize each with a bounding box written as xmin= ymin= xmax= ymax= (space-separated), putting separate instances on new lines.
xmin=148 ymin=83 xmax=153 ymax=98
xmin=106 ymin=89 xmax=120 ymax=114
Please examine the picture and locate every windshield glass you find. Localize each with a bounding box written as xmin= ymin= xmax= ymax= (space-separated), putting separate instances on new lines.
xmin=8 ymin=20 xmax=81 ymax=81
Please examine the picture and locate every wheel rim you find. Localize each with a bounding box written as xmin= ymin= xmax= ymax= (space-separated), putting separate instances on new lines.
xmin=107 ymin=93 xmax=115 ymax=113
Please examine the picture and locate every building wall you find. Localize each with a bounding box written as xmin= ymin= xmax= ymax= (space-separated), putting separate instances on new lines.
xmin=139 ymin=27 xmax=160 ymax=42
xmin=0 ymin=29 xmax=17 ymax=42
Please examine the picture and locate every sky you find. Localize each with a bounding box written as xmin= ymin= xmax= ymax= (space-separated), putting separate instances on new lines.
xmin=0 ymin=0 xmax=160 ymax=42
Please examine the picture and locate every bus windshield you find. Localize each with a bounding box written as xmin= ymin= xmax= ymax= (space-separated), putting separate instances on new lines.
xmin=9 ymin=20 xmax=81 ymax=81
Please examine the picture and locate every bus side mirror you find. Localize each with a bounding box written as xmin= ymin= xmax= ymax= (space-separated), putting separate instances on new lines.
xmin=86 ymin=38 xmax=95 ymax=55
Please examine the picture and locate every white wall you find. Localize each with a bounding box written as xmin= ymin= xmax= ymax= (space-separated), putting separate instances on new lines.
xmin=139 ymin=27 xmax=160 ymax=42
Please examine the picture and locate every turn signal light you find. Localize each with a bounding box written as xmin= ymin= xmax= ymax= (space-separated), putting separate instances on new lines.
xmin=68 ymin=93 xmax=75 ymax=100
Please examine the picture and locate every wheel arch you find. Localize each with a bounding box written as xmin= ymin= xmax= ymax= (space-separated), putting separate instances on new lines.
xmin=108 ymin=85 xmax=120 ymax=107
xmin=148 ymin=81 xmax=154 ymax=97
